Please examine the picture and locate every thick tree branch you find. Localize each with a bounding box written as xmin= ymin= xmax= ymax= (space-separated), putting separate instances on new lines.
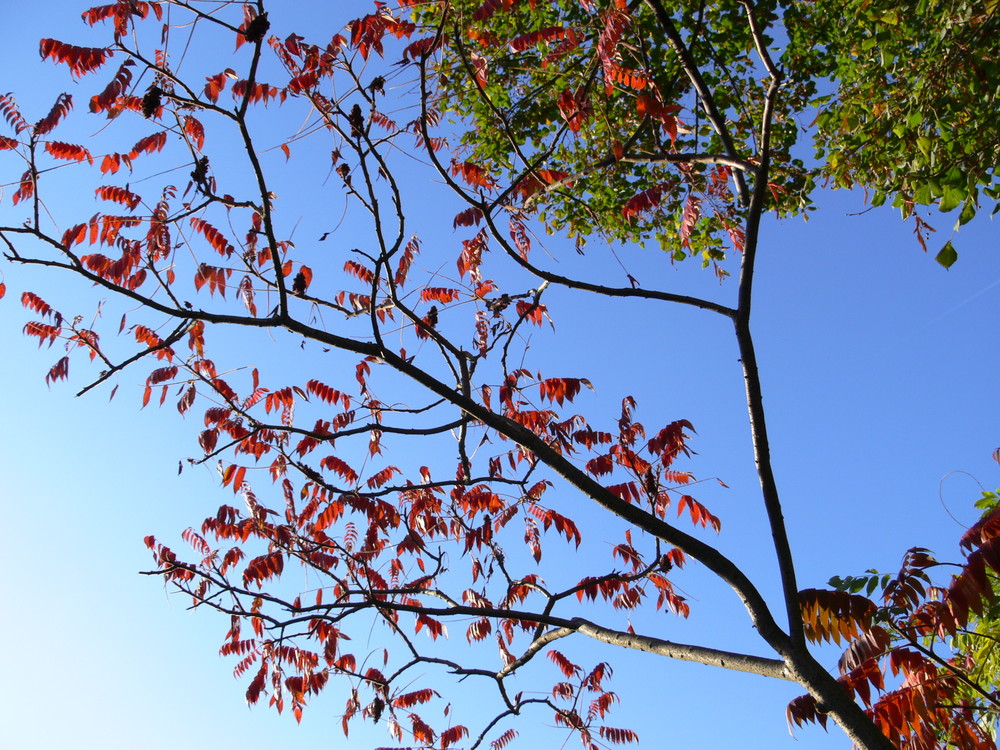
xmin=733 ymin=41 xmax=802 ymax=652
xmin=572 ymin=619 xmax=790 ymax=680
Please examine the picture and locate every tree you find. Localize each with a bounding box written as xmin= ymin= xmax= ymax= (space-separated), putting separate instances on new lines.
xmin=785 ymin=0 xmax=1000 ymax=267
xmin=0 ymin=2 xmax=994 ymax=749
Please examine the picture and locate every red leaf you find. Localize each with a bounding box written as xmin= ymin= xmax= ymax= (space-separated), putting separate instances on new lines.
xmin=414 ymin=612 xmax=445 ymax=640
xmin=348 ymin=11 xmax=416 ymax=61
xmin=440 ymin=725 xmax=470 ymax=749
xmin=100 ymin=153 xmax=122 ymax=174
xmin=596 ymin=7 xmax=630 ymax=91
xmin=538 ymin=377 xmax=591 ymax=406
xmin=473 ymin=0 xmax=514 ymax=22
xmin=23 ymin=321 xmax=61 ymax=347
xmin=129 ymin=131 xmax=167 ymax=158
xmin=394 ymin=237 xmax=419 ymax=287
xmin=508 ymin=27 xmax=568 ymax=53
xmin=599 ymin=726 xmax=640 ymax=745
xmin=94 ymin=185 xmax=141 ymax=210
xmin=286 ymin=71 xmax=319 ymax=94
xmin=21 ymin=292 xmax=55 ymax=318
xmin=636 ymin=94 xmax=680 ymax=142
xmin=45 ymin=356 xmax=70 ymax=385
xmin=39 ymin=39 xmax=112 ymax=77
xmin=450 ymin=160 xmax=496 ymax=189
xmin=184 ymin=116 xmax=205 ymax=151
xmin=466 ymin=617 xmax=492 ymax=643
xmin=622 ymin=183 xmax=671 ymax=221
xmin=680 ymin=194 xmax=701 ymax=247
xmin=320 ymin=455 xmax=359 ymax=484
xmin=515 ymin=300 xmax=546 ymax=325
xmin=647 ymin=420 xmax=693 ymax=467
xmin=799 ymin=588 xmax=876 ymax=646
xmin=392 ymin=688 xmax=439 ymax=709
xmin=676 ymin=494 xmax=721 ymax=533
xmin=509 ymin=218 xmax=531 ymax=260
xmin=420 ymin=287 xmax=460 ymax=303
xmin=490 ymin=729 xmax=518 ymax=750
xmin=190 ymin=218 xmax=235 ymax=257
xmin=81 ymin=1 xmax=160 ymax=35
xmin=90 ymin=60 xmax=134 ymax=114
xmin=44 ymin=141 xmax=93 ymax=164
xmin=512 ymin=169 xmax=569 ymax=201
xmin=556 ymin=88 xmax=590 ymax=133
xmin=204 ymin=72 xmax=230 ymax=103
xmin=146 ymin=365 xmax=178 ymax=386
xmin=365 ymin=465 xmax=400 ymax=489
xmin=246 ymin=664 xmax=267 ymax=704
xmin=343 ymin=260 xmax=374 ymax=284
xmin=194 ymin=264 xmax=231 ymax=297
xmin=525 ymin=518 xmax=541 ymax=562
xmin=585 ymin=454 xmax=613 ymax=476
xmin=231 ymin=80 xmax=285 ymax=107
xmin=457 ymin=232 xmax=487 ymax=281
xmin=33 ymin=93 xmax=74 ymax=136
xmin=402 ymin=35 xmax=442 ymax=61
xmin=0 ymin=92 xmax=30 ymax=133
xmin=176 ymin=383 xmax=196 ymax=415
xmin=547 ymin=649 xmax=581 ymax=678
xmin=11 ymin=169 xmax=33 ymax=205
xmin=453 ymin=206 xmax=484 ymax=229
xmin=306 ymin=380 xmax=350 ymax=408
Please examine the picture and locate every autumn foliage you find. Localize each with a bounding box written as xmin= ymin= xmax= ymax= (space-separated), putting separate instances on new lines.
xmin=0 ymin=2 xmax=996 ymax=749
xmin=789 ymin=512 xmax=1000 ymax=749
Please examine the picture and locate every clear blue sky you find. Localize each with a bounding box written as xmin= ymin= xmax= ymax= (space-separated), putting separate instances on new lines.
xmin=1 ymin=3 xmax=998 ymax=749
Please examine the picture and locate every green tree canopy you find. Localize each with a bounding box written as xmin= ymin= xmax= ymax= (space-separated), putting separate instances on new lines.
xmin=787 ymin=0 xmax=1000 ymax=266
xmin=422 ymin=0 xmax=999 ymax=267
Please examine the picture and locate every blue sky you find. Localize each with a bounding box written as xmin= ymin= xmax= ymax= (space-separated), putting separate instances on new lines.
xmin=1 ymin=3 xmax=998 ymax=749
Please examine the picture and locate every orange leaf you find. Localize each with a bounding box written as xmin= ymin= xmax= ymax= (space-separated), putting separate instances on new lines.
xmin=420 ymin=287 xmax=460 ymax=303
xmin=100 ymin=153 xmax=122 ymax=174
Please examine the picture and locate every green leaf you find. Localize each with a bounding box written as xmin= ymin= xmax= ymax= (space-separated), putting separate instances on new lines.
xmin=935 ymin=241 xmax=958 ymax=268
xmin=939 ymin=185 xmax=965 ymax=212
xmin=912 ymin=183 xmax=932 ymax=205
xmin=975 ymin=490 xmax=999 ymax=511
xmin=958 ymin=199 xmax=977 ymax=225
